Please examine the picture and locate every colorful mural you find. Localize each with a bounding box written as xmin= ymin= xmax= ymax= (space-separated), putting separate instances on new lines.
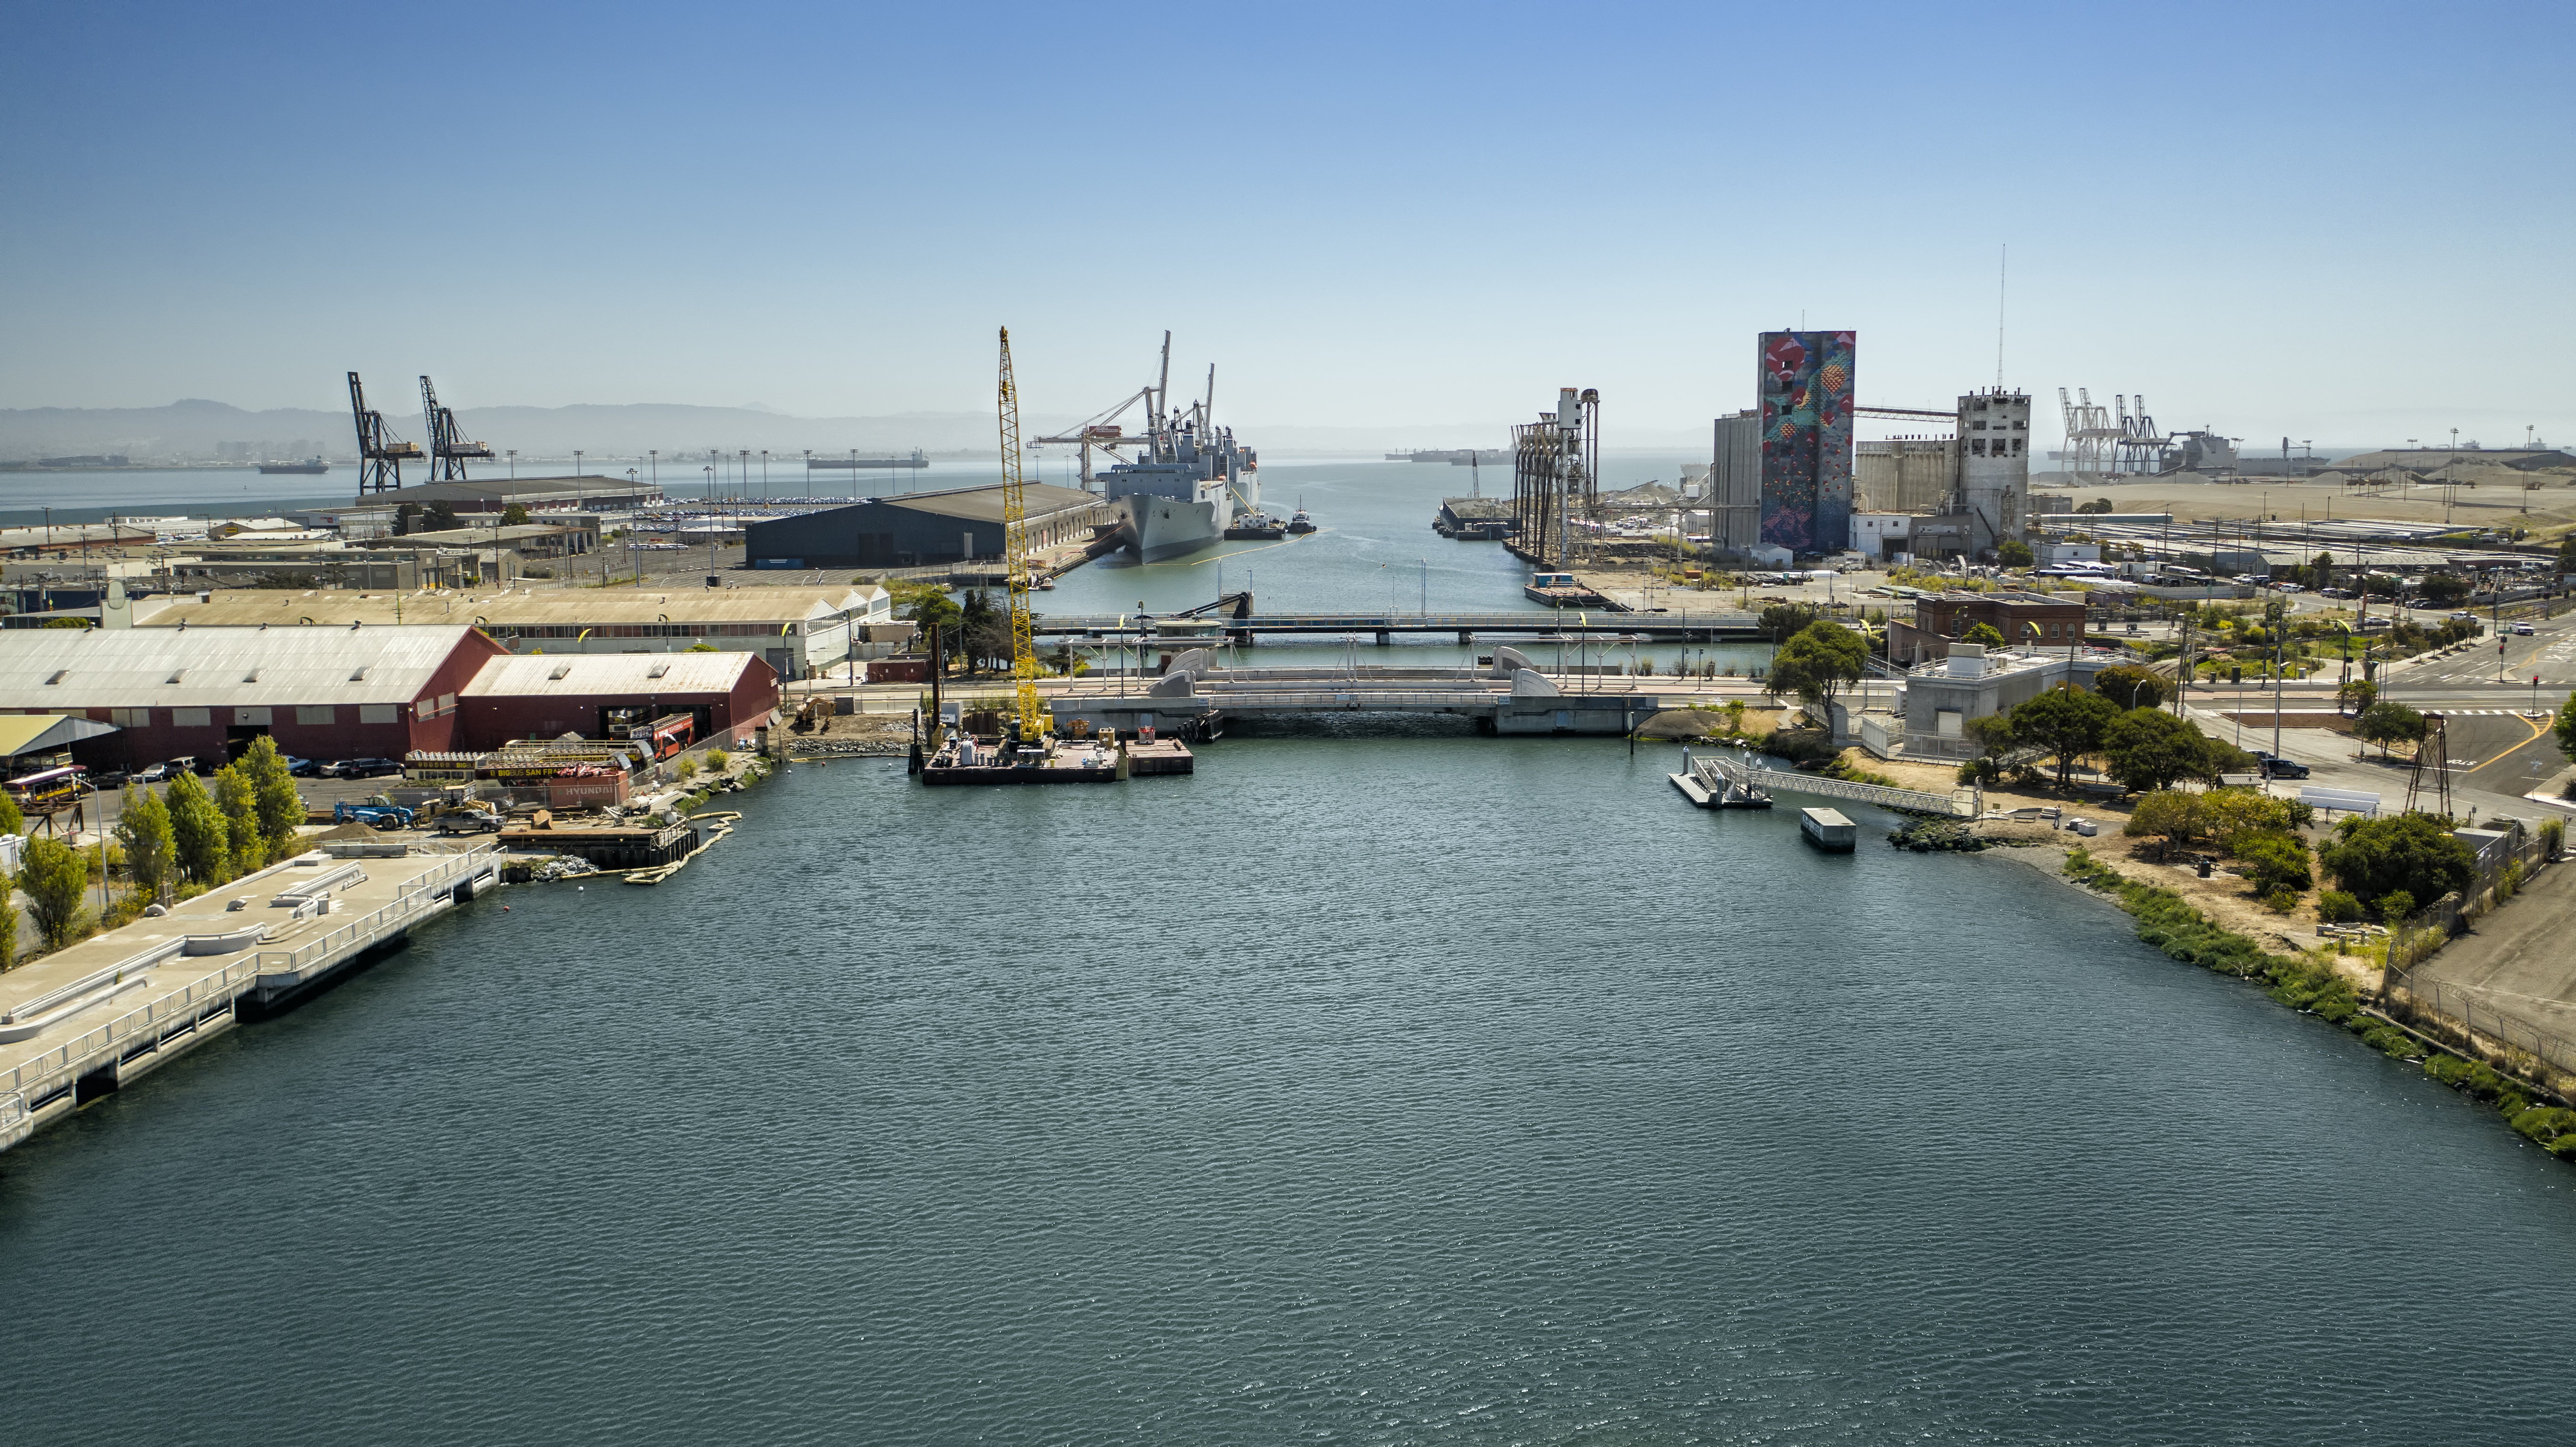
xmin=1757 ymin=330 xmax=1855 ymax=553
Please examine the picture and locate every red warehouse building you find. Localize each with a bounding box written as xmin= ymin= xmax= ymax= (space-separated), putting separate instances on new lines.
xmin=0 ymin=625 xmax=507 ymax=769
xmin=454 ymin=651 xmax=779 ymax=753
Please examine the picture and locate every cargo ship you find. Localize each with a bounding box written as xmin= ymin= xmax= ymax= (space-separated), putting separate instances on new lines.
xmin=257 ymin=458 xmax=330 ymax=475
xmin=1098 ymin=336 xmax=1258 ymax=561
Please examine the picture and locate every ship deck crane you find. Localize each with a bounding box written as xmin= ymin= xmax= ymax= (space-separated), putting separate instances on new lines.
xmin=997 ymin=328 xmax=1044 ymax=741
xmin=420 ymin=375 xmax=495 ymax=481
xmin=347 ymin=371 xmax=424 ymax=494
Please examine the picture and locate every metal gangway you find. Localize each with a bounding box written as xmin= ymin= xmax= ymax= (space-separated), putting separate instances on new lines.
xmin=1694 ymin=753 xmax=1976 ymax=819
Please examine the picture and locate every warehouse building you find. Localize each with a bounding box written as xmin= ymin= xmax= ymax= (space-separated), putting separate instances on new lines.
xmin=0 ymin=625 xmax=781 ymax=768
xmin=458 ymin=651 xmax=777 ymax=751
xmin=0 ymin=625 xmax=508 ymax=768
xmin=744 ymin=483 xmax=1115 ymax=569
xmin=138 ymin=584 xmax=898 ymax=680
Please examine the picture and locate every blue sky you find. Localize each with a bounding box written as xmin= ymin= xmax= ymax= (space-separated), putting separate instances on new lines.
xmin=4 ymin=0 xmax=2569 ymax=449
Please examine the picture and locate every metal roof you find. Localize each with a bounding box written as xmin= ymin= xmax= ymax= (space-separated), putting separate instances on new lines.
xmin=462 ymin=650 xmax=767 ymax=698
xmin=0 ymin=625 xmax=492 ymax=709
xmin=0 ymin=714 xmax=119 ymax=760
xmin=861 ymin=482 xmax=1101 ymax=525
xmin=137 ymin=584 xmax=885 ymax=630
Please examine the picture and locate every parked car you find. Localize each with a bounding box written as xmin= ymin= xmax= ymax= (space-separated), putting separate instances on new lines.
xmin=166 ymin=756 xmax=208 ymax=777
xmin=334 ymin=757 xmax=405 ymax=779
xmin=134 ymin=762 xmax=170 ymax=784
xmin=2513 ymin=621 xmax=2536 ymax=636
xmin=283 ymin=755 xmax=320 ymax=777
xmin=2247 ymin=750 xmax=2311 ymax=780
xmin=434 ymin=808 xmax=504 ymax=835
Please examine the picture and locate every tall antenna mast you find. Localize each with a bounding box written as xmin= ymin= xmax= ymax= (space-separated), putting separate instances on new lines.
xmin=1996 ymin=243 xmax=2008 ymax=386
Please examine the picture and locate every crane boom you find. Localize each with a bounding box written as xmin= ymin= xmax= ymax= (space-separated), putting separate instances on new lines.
xmin=997 ymin=327 xmax=1044 ymax=740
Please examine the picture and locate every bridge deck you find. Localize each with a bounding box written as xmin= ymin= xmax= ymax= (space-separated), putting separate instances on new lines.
xmin=1033 ymin=610 xmax=1762 ymax=639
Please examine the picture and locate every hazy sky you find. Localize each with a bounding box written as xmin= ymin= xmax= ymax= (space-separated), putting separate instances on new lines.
xmin=5 ymin=1 xmax=2569 ymax=449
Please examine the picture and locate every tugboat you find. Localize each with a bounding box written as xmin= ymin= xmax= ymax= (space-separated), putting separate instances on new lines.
xmin=1285 ymin=502 xmax=1316 ymax=534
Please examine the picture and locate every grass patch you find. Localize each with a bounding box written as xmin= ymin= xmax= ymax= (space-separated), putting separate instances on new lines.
xmin=2062 ymin=846 xmax=2570 ymax=1150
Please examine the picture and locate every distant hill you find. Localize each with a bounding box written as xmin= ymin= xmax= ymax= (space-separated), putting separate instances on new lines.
xmin=0 ymin=399 xmax=1066 ymax=463
xmin=0 ymin=398 xmax=1712 ymax=463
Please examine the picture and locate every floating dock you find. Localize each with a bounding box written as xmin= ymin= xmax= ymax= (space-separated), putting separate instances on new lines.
xmin=1800 ymin=806 xmax=1858 ymax=852
xmin=921 ymin=734 xmax=1130 ymax=785
xmin=0 ymin=842 xmax=501 ymax=1154
xmin=498 ymin=819 xmax=698 ymax=869
xmin=1671 ymin=748 xmax=1773 ymax=808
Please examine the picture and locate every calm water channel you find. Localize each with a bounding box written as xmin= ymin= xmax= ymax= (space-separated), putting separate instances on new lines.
xmin=7 ymin=741 xmax=2576 ymax=1443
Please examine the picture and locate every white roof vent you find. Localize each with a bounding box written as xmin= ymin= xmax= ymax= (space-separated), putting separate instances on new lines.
xmin=45 ymin=668 xmax=67 ymax=685
xmin=166 ymin=669 xmax=186 ymax=684
xmin=349 ymin=666 xmax=369 ymax=682
xmin=648 ymin=662 xmax=670 ymax=678
xmin=549 ymin=663 xmax=572 ymax=680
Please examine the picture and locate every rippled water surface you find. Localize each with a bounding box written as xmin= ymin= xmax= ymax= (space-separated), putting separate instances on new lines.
xmin=7 ymin=741 xmax=2576 ymax=1444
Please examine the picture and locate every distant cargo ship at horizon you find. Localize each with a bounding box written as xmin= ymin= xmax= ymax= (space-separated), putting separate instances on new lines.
xmin=1387 ymin=448 xmax=1510 ymax=465
xmin=256 ymin=458 xmax=330 ymax=474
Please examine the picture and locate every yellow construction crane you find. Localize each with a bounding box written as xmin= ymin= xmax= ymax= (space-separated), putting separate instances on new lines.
xmin=996 ymin=327 xmax=1045 ymax=740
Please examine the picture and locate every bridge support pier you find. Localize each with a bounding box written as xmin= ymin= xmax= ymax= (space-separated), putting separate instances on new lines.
xmin=1458 ymin=631 xmax=1473 ymax=646
xmin=1375 ymin=631 xmax=1391 ymax=646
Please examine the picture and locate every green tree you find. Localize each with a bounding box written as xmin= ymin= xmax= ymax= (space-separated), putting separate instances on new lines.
xmin=1765 ymin=620 xmax=1869 ymax=720
xmin=2555 ymin=691 xmax=2576 ymax=764
xmin=2306 ymin=551 xmax=2337 ymax=591
xmin=165 ymin=770 xmax=231 ymax=885
xmin=17 ymin=836 xmax=91 ymax=951
xmin=424 ymin=500 xmax=461 ymax=531
xmin=1961 ymin=622 xmax=2007 ymax=649
xmin=1758 ymin=602 xmax=1820 ymax=649
xmin=115 ymin=782 xmax=176 ymax=904
xmin=500 ymin=502 xmax=531 ymax=526
xmin=0 ymin=885 xmax=16 ymax=970
xmin=394 ymin=501 xmax=422 ymax=535
xmin=2101 ymin=707 xmax=2225 ymax=794
xmin=2008 ymin=685 xmax=2121 ymax=789
xmin=2320 ymin=814 xmax=2476 ymax=912
xmin=0 ymin=784 xmax=22 ymax=840
xmin=1996 ymin=538 xmax=2035 ymax=568
xmin=2238 ymin=832 xmax=2314 ymax=896
xmin=957 ymin=588 xmax=1012 ymax=674
xmin=2357 ymin=700 xmax=2427 ymax=759
xmin=2336 ymin=678 xmax=2378 ymax=716
xmin=2124 ymin=789 xmax=2210 ymax=850
xmin=2093 ymin=663 xmax=2167 ymax=711
xmin=239 ymin=735 xmax=304 ymax=860
xmin=2418 ymin=572 xmax=2472 ymax=605
xmin=213 ymin=764 xmax=265 ymax=878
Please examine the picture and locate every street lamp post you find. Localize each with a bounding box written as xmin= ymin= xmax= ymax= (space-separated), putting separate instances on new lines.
xmin=508 ymin=449 xmax=517 ymax=479
xmin=574 ymin=449 xmax=584 ymax=481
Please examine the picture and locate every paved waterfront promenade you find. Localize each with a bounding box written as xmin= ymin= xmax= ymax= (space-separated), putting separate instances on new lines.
xmin=0 ymin=842 xmax=501 ymax=1153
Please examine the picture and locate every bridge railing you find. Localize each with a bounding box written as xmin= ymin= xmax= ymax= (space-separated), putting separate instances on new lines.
xmin=1698 ymin=756 xmax=1973 ymax=818
xmin=0 ymin=955 xmax=268 ymax=1101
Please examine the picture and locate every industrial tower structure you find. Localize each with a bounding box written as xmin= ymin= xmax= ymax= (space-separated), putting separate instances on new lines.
xmin=347 ymin=371 xmax=424 ymax=494
xmin=419 ymin=375 xmax=495 ymax=482
xmin=1511 ymin=387 xmax=1597 ymax=567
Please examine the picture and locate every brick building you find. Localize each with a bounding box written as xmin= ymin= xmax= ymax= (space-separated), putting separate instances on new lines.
xmin=1886 ymin=591 xmax=2087 ymax=667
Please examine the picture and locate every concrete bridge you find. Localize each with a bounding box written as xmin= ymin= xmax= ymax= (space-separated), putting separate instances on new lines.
xmin=1048 ymin=647 xmax=1672 ymax=737
xmin=1033 ymin=609 xmax=1765 ymax=644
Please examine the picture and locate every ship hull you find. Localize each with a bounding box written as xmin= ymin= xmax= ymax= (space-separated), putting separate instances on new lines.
xmin=1115 ymin=494 xmax=1222 ymax=561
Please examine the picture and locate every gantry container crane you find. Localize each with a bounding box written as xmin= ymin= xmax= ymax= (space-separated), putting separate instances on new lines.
xmin=347 ymin=371 xmax=424 ymax=493
xmin=420 ymin=375 xmax=495 ymax=481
